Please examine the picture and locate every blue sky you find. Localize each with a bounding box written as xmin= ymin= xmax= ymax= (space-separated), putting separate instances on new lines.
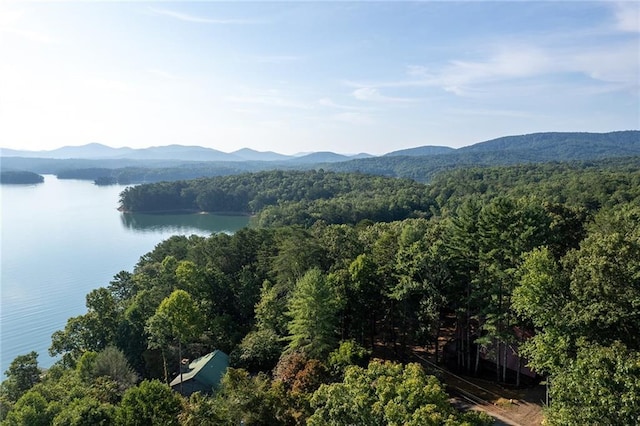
xmin=0 ymin=1 xmax=638 ymax=155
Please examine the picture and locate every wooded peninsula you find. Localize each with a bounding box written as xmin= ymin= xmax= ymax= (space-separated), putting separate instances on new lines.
xmin=0 ymin=171 xmax=44 ymax=185
xmin=1 ymin=157 xmax=639 ymax=425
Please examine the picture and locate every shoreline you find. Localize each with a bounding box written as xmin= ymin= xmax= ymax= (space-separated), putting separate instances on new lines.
xmin=118 ymin=208 xmax=252 ymax=217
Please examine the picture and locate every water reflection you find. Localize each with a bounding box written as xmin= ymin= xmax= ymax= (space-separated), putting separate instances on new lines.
xmin=120 ymin=212 xmax=250 ymax=234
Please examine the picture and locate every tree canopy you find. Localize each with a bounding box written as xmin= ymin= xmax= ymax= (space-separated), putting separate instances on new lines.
xmin=4 ymin=158 xmax=640 ymax=425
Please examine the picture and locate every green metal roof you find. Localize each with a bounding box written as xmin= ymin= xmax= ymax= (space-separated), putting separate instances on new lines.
xmin=170 ymin=350 xmax=229 ymax=395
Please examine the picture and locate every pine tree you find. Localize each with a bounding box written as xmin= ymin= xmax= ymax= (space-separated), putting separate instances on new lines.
xmin=286 ymin=268 xmax=339 ymax=358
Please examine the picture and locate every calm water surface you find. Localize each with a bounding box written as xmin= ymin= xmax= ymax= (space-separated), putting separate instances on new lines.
xmin=1 ymin=176 xmax=249 ymax=373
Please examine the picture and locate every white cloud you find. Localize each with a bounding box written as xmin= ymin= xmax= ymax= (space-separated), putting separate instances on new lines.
xmin=448 ymin=108 xmax=536 ymax=119
xmin=406 ymin=65 xmax=429 ymax=78
xmin=352 ymin=87 xmax=417 ymax=103
xmin=350 ymin=34 xmax=638 ymax=99
xmin=239 ymin=54 xmax=302 ymax=64
xmin=148 ymin=7 xmax=255 ymax=25
xmin=318 ymin=97 xmax=369 ymax=111
xmin=566 ymin=40 xmax=639 ymax=89
xmin=0 ymin=6 xmax=57 ymax=44
xmin=613 ymin=2 xmax=640 ymax=33
xmin=397 ymin=45 xmax=552 ymax=96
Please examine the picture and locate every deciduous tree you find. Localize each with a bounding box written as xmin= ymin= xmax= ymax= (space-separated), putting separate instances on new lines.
xmin=116 ymin=380 xmax=183 ymax=426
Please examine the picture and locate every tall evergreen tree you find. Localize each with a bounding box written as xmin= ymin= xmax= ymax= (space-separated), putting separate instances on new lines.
xmin=286 ymin=268 xmax=340 ymax=358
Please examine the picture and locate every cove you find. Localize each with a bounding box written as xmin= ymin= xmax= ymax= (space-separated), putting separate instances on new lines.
xmin=0 ymin=176 xmax=249 ymax=373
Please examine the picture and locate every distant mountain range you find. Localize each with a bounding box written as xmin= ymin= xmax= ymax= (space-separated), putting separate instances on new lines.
xmin=384 ymin=146 xmax=456 ymax=157
xmin=0 ymin=143 xmax=373 ymax=163
xmin=2 ymin=131 xmax=637 ymax=163
xmin=459 ymin=131 xmax=640 ymax=157
xmin=1 ymin=131 xmax=638 ymax=183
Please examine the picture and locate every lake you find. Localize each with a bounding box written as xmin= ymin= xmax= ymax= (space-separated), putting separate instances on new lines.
xmin=0 ymin=176 xmax=249 ymax=374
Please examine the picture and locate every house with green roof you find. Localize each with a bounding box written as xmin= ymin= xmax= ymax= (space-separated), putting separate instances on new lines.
xmin=170 ymin=350 xmax=229 ymax=396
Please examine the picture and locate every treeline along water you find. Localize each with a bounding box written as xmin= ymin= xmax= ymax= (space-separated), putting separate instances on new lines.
xmin=0 ymin=176 xmax=249 ymax=374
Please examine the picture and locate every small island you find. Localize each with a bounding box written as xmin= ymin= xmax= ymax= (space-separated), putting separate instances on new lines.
xmin=94 ymin=176 xmax=118 ymax=186
xmin=0 ymin=171 xmax=45 ymax=184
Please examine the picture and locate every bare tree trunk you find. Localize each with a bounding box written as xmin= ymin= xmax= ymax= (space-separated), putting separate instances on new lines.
xmin=457 ymin=321 xmax=463 ymax=368
xmin=495 ymin=340 xmax=501 ymax=382
xmin=466 ymin=324 xmax=471 ymax=372
xmin=516 ymin=352 xmax=521 ymax=387
xmin=474 ymin=342 xmax=481 ymax=375
xmin=162 ymin=350 xmax=168 ymax=385
xmin=545 ymin=376 xmax=550 ymax=406
xmin=465 ymin=282 xmax=471 ymax=372
xmin=502 ymin=343 xmax=508 ymax=383
xmin=434 ymin=323 xmax=440 ymax=364
xmin=370 ymin=312 xmax=376 ymax=351
xmin=179 ymin=341 xmax=183 ymax=395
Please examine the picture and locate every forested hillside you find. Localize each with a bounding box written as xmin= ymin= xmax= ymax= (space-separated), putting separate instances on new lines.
xmin=459 ymin=130 xmax=639 ymax=156
xmin=120 ymin=159 xmax=640 ymax=226
xmin=428 ymin=158 xmax=640 ymax=213
xmin=2 ymin=160 xmax=639 ymax=425
xmin=0 ymin=171 xmax=44 ymax=184
xmin=2 ymin=131 xmax=637 ymax=184
xmin=326 ymin=137 xmax=640 ymax=182
xmin=119 ymin=170 xmax=435 ymax=227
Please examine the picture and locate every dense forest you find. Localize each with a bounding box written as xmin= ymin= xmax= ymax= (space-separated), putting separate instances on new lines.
xmin=119 ymin=170 xmax=435 ymax=227
xmin=1 ymin=159 xmax=639 ymax=425
xmin=0 ymin=171 xmax=44 ymax=184
xmin=2 ymin=131 xmax=638 ymax=185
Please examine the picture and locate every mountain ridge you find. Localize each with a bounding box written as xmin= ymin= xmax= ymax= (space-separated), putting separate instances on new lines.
xmin=1 ymin=131 xmax=637 ymax=174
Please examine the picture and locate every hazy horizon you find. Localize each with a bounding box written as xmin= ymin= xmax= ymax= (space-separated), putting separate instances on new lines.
xmin=1 ymin=2 xmax=638 ymax=155
xmin=3 ymin=130 xmax=639 ymax=159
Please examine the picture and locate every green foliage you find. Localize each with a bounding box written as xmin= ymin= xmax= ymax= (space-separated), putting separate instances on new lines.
xmin=327 ymin=340 xmax=371 ymax=377
xmin=254 ymin=280 xmax=289 ymax=336
xmin=0 ymin=171 xmax=44 ymax=184
xmin=430 ymin=161 xmax=640 ymax=214
xmin=545 ymin=341 xmax=640 ymax=426
xmin=308 ymin=360 xmax=492 ymax=426
xmin=76 ymin=351 xmax=99 ymax=381
xmin=49 ymin=287 xmax=120 ymax=365
xmin=24 ymin=160 xmax=640 ymax=425
xmin=271 ymin=227 xmax=327 ymax=288
xmin=512 ymin=204 xmax=640 ymax=423
xmin=116 ymin=380 xmax=183 ymax=426
xmin=119 ymin=170 xmax=435 ymax=226
xmin=146 ymin=289 xmax=205 ymax=383
xmin=1 ymin=366 xmax=98 ymax=424
xmin=90 ymin=347 xmax=138 ymax=394
xmin=180 ymin=369 xmax=292 ymax=426
xmin=51 ymin=397 xmax=116 ymax=426
xmin=286 ymin=268 xmax=340 ymax=358
xmin=391 ymin=219 xmax=449 ymax=350
xmin=328 ymin=134 xmax=640 ymax=182
xmin=178 ymin=392 xmax=227 ymax=426
xmin=1 ymin=352 xmax=41 ymax=404
xmin=513 ymin=248 xmax=568 ymax=330
xmin=2 ymin=390 xmax=52 ymax=426
xmin=235 ymin=329 xmax=283 ymax=373
xmin=7 ymin=131 xmax=638 ymax=184
xmin=146 ymin=290 xmax=204 ymax=349
xmin=564 ymin=204 xmax=640 ymax=349
xmin=516 ymin=204 xmax=640 ymax=371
